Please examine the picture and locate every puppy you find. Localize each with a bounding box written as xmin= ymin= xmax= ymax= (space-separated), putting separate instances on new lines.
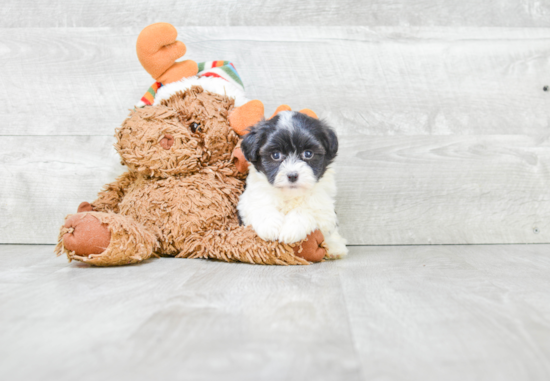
xmin=238 ymin=110 xmax=348 ymax=259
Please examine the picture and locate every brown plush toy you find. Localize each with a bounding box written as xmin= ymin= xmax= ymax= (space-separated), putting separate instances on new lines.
xmin=55 ymin=22 xmax=327 ymax=266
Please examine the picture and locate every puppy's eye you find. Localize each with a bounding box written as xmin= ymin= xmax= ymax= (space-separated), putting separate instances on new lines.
xmin=271 ymin=152 xmax=282 ymax=161
xmin=302 ymin=150 xmax=314 ymax=160
xmin=190 ymin=122 xmax=201 ymax=133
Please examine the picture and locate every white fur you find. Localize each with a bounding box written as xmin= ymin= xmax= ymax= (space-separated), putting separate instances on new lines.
xmin=273 ymin=154 xmax=317 ymax=190
xmin=154 ymin=76 xmax=249 ymax=107
xmin=276 ymin=111 xmax=295 ymax=131
xmin=238 ymin=165 xmax=348 ymax=259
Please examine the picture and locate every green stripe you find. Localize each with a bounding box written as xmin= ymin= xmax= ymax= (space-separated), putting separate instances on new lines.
xmin=220 ymin=66 xmax=244 ymax=88
xmin=198 ymin=62 xmax=205 ymax=72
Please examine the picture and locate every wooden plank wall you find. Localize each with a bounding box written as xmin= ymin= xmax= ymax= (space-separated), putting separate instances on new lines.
xmin=1 ymin=0 xmax=549 ymax=27
xmin=1 ymin=3 xmax=550 ymax=244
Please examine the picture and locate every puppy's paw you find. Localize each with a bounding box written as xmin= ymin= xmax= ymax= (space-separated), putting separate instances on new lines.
xmin=278 ymin=221 xmax=310 ymax=244
xmin=253 ymin=216 xmax=284 ymax=242
xmin=324 ymin=231 xmax=349 ymax=259
xmin=326 ymin=250 xmax=348 ymax=260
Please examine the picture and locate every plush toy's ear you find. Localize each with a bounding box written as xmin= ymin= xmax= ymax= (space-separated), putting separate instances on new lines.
xmin=269 ymin=104 xmax=292 ymax=119
xmin=229 ymin=100 xmax=265 ymax=136
xmin=232 ymin=147 xmax=249 ymax=173
xmin=136 ymin=23 xmax=198 ymax=84
xmin=299 ymin=108 xmax=318 ymax=119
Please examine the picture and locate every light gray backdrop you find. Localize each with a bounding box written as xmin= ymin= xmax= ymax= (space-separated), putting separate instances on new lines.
xmin=1 ymin=1 xmax=550 ymax=244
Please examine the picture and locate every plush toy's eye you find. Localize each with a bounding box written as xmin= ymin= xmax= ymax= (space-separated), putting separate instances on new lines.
xmin=271 ymin=152 xmax=282 ymax=161
xmin=190 ymin=122 xmax=201 ymax=133
xmin=302 ymin=150 xmax=314 ymax=160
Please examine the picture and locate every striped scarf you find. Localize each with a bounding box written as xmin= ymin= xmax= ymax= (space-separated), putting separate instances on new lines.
xmin=136 ymin=61 xmax=244 ymax=108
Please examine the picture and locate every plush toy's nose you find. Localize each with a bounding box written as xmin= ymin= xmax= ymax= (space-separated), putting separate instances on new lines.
xmin=160 ymin=134 xmax=174 ymax=150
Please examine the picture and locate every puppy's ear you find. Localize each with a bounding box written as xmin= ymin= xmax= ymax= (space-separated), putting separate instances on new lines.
xmin=324 ymin=127 xmax=339 ymax=162
xmin=241 ymin=126 xmax=265 ymax=163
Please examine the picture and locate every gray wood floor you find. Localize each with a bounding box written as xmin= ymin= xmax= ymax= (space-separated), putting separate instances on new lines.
xmin=1 ymin=244 xmax=550 ymax=381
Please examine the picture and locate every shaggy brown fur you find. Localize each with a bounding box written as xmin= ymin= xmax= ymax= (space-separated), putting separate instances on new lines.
xmin=56 ymin=86 xmax=315 ymax=266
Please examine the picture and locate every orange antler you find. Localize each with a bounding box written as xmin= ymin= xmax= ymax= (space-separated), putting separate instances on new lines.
xmin=136 ymin=23 xmax=198 ymax=84
xmin=299 ymin=108 xmax=318 ymax=119
xmin=269 ymin=104 xmax=292 ymax=119
xmin=270 ymin=105 xmax=319 ymax=120
xmin=229 ymin=100 xmax=265 ymax=136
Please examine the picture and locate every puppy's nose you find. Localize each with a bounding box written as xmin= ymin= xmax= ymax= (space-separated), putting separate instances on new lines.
xmin=287 ymin=173 xmax=299 ymax=183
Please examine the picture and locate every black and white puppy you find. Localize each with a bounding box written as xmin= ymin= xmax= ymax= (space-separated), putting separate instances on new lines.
xmin=238 ymin=111 xmax=348 ymax=259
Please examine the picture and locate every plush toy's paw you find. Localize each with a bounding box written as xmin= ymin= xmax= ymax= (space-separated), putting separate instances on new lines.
xmin=77 ymin=201 xmax=94 ymax=213
xmin=293 ymin=230 xmax=326 ymax=263
xmin=253 ymin=215 xmax=284 ymax=242
xmin=62 ymin=214 xmax=111 ymax=256
xmin=56 ymin=212 xmax=157 ymax=266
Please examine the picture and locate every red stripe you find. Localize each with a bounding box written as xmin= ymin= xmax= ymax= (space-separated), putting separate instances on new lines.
xmin=201 ymin=72 xmax=228 ymax=81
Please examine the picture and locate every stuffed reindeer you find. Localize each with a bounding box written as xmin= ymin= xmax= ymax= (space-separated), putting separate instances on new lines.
xmin=55 ymin=23 xmax=327 ymax=266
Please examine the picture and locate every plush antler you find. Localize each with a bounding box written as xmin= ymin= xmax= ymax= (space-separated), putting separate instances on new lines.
xmin=136 ymin=22 xmax=198 ymax=84
xmin=270 ymin=105 xmax=319 ymax=120
xmin=299 ymin=108 xmax=318 ymax=119
xmin=228 ymin=100 xmax=265 ymax=136
xmin=269 ymin=104 xmax=292 ymax=119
